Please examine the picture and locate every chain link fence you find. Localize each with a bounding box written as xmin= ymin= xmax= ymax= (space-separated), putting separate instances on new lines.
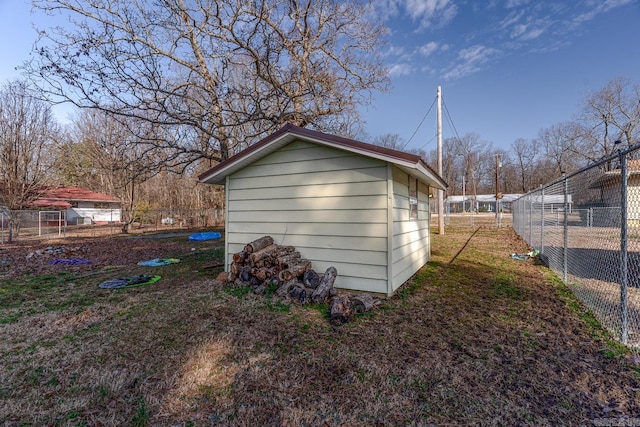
xmin=0 ymin=208 xmax=224 ymax=243
xmin=443 ymin=197 xmax=512 ymax=228
xmin=513 ymin=145 xmax=640 ymax=349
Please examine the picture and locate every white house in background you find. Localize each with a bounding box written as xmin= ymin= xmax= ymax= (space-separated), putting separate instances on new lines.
xmin=588 ymin=159 xmax=640 ymax=224
xmin=199 ymin=123 xmax=448 ymax=296
xmin=30 ymin=186 xmax=121 ymax=225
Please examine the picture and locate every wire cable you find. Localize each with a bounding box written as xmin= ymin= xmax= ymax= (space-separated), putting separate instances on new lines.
xmin=442 ymin=96 xmax=463 ymax=145
xmin=402 ymin=96 xmax=437 ymax=150
xmin=415 ymin=129 xmax=437 ymax=151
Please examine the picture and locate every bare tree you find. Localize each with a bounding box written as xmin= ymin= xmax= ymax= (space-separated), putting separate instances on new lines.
xmin=0 ymin=80 xmax=60 ymax=241
xmin=578 ymin=77 xmax=640 ymax=166
xmin=511 ymin=138 xmax=539 ymax=193
xmin=27 ymin=0 xmax=389 ymax=171
xmin=64 ymin=110 xmax=166 ymax=232
xmin=371 ymin=133 xmax=405 ymax=150
xmin=538 ymin=122 xmax=586 ymax=175
xmin=452 ymin=133 xmax=492 ymax=201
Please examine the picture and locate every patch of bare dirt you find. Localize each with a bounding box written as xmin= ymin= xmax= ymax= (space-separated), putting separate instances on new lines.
xmin=0 ymin=233 xmax=202 ymax=279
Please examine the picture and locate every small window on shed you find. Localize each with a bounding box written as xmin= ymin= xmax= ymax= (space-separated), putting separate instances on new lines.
xmin=409 ymin=177 xmax=418 ymax=220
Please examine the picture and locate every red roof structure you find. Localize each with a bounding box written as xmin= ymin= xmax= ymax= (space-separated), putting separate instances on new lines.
xmin=29 ymin=186 xmax=120 ymax=208
xmin=29 ymin=198 xmax=72 ymax=208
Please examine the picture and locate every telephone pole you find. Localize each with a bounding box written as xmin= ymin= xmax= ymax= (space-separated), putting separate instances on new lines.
xmin=437 ymin=86 xmax=444 ymax=235
xmin=495 ymin=153 xmax=502 ymax=226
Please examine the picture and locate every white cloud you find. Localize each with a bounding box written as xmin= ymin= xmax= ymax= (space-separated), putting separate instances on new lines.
xmin=499 ymin=10 xmax=525 ymax=30
xmin=444 ymin=44 xmax=500 ymax=80
xmin=384 ymin=45 xmax=407 ymax=58
xmin=571 ymin=0 xmax=634 ymax=27
xmin=511 ymin=20 xmax=549 ymax=41
xmin=404 ymin=0 xmax=458 ymax=29
xmin=418 ymin=41 xmax=439 ymax=57
xmin=372 ymin=0 xmax=403 ymax=18
xmin=505 ymin=0 xmax=531 ymax=8
xmin=388 ymin=63 xmax=414 ymax=76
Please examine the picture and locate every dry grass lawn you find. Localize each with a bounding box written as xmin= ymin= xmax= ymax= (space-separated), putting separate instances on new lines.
xmin=1 ymin=224 xmax=639 ymax=426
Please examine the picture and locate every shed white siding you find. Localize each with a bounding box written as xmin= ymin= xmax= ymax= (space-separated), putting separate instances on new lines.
xmin=390 ymin=166 xmax=431 ymax=292
xmin=226 ymin=140 xmax=390 ymax=293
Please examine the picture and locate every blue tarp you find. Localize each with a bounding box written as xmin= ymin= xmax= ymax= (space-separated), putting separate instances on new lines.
xmin=188 ymin=231 xmax=221 ymax=241
xmin=137 ymin=258 xmax=180 ymax=267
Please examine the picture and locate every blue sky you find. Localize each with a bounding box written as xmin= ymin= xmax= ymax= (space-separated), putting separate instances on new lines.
xmin=363 ymin=0 xmax=640 ymax=150
xmin=1 ymin=0 xmax=639 ymax=151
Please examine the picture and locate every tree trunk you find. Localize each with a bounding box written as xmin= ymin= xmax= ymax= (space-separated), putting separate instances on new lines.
xmin=311 ymin=266 xmax=337 ymax=304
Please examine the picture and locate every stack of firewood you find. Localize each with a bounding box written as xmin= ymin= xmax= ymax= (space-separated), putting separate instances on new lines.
xmin=227 ymin=236 xmax=337 ymax=305
xmin=224 ymin=235 xmax=381 ymax=324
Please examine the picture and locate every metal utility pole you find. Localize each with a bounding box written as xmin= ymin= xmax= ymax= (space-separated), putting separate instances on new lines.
xmin=437 ymin=86 xmax=444 ymax=235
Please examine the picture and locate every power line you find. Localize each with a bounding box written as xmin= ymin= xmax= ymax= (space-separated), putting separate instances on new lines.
xmin=415 ymin=129 xmax=437 ymax=151
xmin=402 ymin=96 xmax=437 ymax=150
xmin=442 ymin=96 xmax=463 ymax=145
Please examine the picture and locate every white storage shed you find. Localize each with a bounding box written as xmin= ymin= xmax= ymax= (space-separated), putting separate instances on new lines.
xmin=199 ymin=124 xmax=447 ymax=296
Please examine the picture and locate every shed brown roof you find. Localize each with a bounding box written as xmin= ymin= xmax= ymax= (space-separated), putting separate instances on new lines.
xmin=199 ymin=123 xmax=448 ymax=190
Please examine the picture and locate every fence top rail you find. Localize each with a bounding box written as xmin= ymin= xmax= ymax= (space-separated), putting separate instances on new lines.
xmin=513 ymin=141 xmax=640 ymax=203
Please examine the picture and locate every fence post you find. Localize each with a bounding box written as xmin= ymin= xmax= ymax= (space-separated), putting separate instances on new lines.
xmin=563 ymin=174 xmax=568 ymax=284
xmin=540 ymin=188 xmax=544 ymax=253
xmin=528 ymin=195 xmax=533 ymax=245
xmin=620 ymin=150 xmax=629 ymax=344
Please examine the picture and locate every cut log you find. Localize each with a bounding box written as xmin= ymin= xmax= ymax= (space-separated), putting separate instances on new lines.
xmin=230 ymin=262 xmax=240 ymax=276
xmin=330 ymin=295 xmax=354 ymax=325
xmin=303 ymin=269 xmax=320 ymax=289
xmin=239 ymin=266 xmax=252 ymax=283
xmin=352 ymin=294 xmax=377 ymax=313
xmin=275 ymin=252 xmax=301 ymax=269
xmin=249 ymin=244 xmax=295 ymax=264
xmin=248 ymin=244 xmax=278 ymax=264
xmin=288 ymin=284 xmax=308 ymax=305
xmin=311 ymin=266 xmax=337 ymax=304
xmin=249 ymin=275 xmax=262 ymax=288
xmin=275 ymin=278 xmax=298 ymax=298
xmin=278 ymin=260 xmax=312 ymax=282
xmin=233 ymin=251 xmax=247 ymax=264
xmin=244 ymin=236 xmax=274 ymax=254
xmin=251 ymin=267 xmax=276 ymax=282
